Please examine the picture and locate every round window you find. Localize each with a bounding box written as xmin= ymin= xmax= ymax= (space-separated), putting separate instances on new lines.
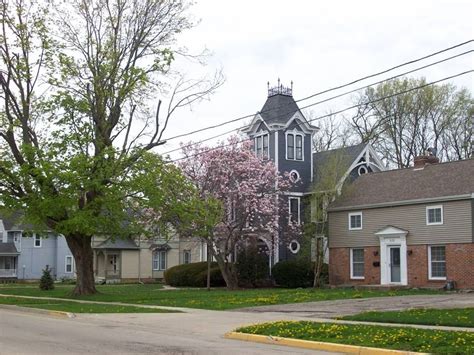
xmin=288 ymin=240 xmax=300 ymax=254
xmin=358 ymin=165 xmax=368 ymax=175
xmin=289 ymin=170 xmax=300 ymax=183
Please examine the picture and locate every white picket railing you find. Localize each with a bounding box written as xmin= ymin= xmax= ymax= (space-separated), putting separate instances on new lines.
xmin=0 ymin=269 xmax=17 ymax=278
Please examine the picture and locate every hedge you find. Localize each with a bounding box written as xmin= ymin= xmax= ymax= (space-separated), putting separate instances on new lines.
xmin=164 ymin=262 xmax=226 ymax=287
xmin=272 ymin=259 xmax=328 ymax=288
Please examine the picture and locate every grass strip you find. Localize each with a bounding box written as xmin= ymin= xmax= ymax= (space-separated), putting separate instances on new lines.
xmin=236 ymin=321 xmax=474 ymax=354
xmin=0 ymin=283 xmax=440 ymax=310
xmin=342 ymin=308 xmax=474 ymax=328
xmin=0 ymin=296 xmax=176 ymax=313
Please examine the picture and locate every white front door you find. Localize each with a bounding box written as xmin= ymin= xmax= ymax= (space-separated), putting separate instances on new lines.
xmin=379 ymin=236 xmax=408 ymax=285
xmin=388 ymin=246 xmax=401 ymax=283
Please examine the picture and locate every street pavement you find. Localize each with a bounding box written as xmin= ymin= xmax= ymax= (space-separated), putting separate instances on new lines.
xmin=1 ymin=293 xmax=473 ymax=354
xmin=0 ymin=308 xmax=336 ymax=355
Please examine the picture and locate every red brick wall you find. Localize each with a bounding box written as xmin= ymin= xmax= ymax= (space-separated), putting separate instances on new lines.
xmin=330 ymin=243 xmax=474 ymax=289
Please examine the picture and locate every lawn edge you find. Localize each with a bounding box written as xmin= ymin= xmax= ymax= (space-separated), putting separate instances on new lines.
xmin=0 ymin=304 xmax=75 ymax=319
xmin=224 ymin=331 xmax=429 ymax=355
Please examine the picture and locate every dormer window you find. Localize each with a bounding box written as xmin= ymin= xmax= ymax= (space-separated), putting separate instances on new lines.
xmin=286 ymin=132 xmax=303 ymax=161
xmin=255 ymin=133 xmax=269 ymax=159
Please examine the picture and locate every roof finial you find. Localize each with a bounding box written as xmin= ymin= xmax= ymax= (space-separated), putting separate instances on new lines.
xmin=267 ymin=79 xmax=293 ymax=97
xmin=267 ymin=81 xmax=269 ymax=91
xmin=291 ymin=80 xmax=293 ymax=92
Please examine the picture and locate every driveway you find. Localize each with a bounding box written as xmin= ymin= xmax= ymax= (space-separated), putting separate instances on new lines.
xmin=236 ymin=293 xmax=474 ymax=317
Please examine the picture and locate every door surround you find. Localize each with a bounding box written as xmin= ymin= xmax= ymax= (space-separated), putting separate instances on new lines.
xmin=375 ymin=226 xmax=408 ymax=286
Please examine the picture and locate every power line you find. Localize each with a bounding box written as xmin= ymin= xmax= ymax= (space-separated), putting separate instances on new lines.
xmin=168 ymin=69 xmax=474 ymax=164
xmin=162 ymin=49 xmax=473 ymax=156
xmin=161 ymin=39 xmax=473 ymax=144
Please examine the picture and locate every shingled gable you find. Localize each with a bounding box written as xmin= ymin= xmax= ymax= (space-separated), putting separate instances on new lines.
xmin=329 ymin=158 xmax=474 ymax=210
xmin=312 ymin=143 xmax=367 ymax=185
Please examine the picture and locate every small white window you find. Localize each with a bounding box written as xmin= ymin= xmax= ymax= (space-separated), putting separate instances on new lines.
xmin=288 ymin=240 xmax=300 ymax=254
xmin=183 ymin=250 xmax=191 ymax=264
xmin=350 ymin=248 xmax=365 ymax=279
xmin=254 ymin=133 xmax=269 ymax=159
xmin=34 ymin=234 xmax=42 ymax=248
xmin=286 ymin=133 xmax=304 ymax=161
xmin=153 ymin=250 xmax=167 ymax=270
xmin=426 ymin=205 xmax=443 ymax=225
xmin=358 ymin=165 xmax=368 ymax=175
xmin=289 ymin=170 xmax=300 ymax=183
xmin=348 ymin=212 xmax=362 ymax=230
xmin=289 ymin=197 xmax=300 ymax=224
xmin=65 ymin=256 xmax=74 ymax=273
xmin=428 ymin=245 xmax=446 ymax=280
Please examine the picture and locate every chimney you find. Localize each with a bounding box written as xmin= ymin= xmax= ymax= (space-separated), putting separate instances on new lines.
xmin=413 ymin=148 xmax=439 ymax=169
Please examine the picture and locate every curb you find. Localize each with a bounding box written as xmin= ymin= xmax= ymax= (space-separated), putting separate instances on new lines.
xmin=224 ymin=332 xmax=428 ymax=355
xmin=0 ymin=304 xmax=75 ymax=319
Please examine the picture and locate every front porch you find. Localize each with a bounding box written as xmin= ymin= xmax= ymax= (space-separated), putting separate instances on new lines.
xmin=0 ymin=255 xmax=18 ymax=279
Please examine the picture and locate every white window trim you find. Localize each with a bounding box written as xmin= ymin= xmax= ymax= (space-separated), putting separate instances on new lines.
xmin=254 ymin=132 xmax=270 ymax=159
xmin=289 ymin=169 xmax=300 ymax=183
xmin=428 ymin=245 xmax=447 ymax=280
xmin=285 ymin=131 xmax=304 ymax=161
xmin=65 ymin=255 xmax=74 ymax=273
xmin=288 ymin=240 xmax=300 ymax=254
xmin=426 ymin=205 xmax=443 ymax=225
xmin=153 ymin=250 xmax=167 ymax=271
xmin=358 ymin=165 xmax=368 ymax=175
xmin=288 ymin=196 xmax=301 ymax=225
xmin=33 ymin=234 xmax=42 ymax=248
xmin=183 ymin=250 xmax=191 ymax=264
xmin=348 ymin=212 xmax=363 ymax=230
xmin=350 ymin=248 xmax=365 ymax=279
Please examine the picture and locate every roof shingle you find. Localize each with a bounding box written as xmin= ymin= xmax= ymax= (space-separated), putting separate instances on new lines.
xmin=329 ymin=159 xmax=474 ymax=210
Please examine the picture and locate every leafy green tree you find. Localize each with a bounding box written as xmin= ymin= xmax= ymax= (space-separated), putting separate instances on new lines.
xmin=0 ymin=0 xmax=222 ymax=295
xmin=351 ymin=78 xmax=473 ymax=167
xmin=305 ymin=151 xmax=351 ymax=287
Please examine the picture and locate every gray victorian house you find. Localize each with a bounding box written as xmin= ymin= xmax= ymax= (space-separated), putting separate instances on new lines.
xmin=242 ymin=82 xmax=384 ymax=266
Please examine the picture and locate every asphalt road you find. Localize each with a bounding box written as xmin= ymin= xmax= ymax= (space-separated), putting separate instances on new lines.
xmin=0 ymin=308 xmax=336 ymax=355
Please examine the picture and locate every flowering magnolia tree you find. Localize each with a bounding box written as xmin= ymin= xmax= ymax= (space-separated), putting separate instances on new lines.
xmin=179 ymin=136 xmax=300 ymax=289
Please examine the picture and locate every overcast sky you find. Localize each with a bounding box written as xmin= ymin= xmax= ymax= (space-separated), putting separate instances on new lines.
xmin=156 ymin=0 xmax=474 ymax=159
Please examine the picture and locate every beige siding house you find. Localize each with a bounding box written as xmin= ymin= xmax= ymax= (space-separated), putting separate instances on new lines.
xmin=328 ymin=157 xmax=474 ymax=289
xmin=92 ymin=235 xmax=204 ymax=283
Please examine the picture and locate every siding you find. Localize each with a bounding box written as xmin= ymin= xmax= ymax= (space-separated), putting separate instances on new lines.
xmin=328 ymin=199 xmax=472 ymax=248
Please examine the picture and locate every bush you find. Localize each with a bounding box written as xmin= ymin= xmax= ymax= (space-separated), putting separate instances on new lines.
xmin=164 ymin=262 xmax=226 ymax=287
xmin=272 ymin=259 xmax=328 ymax=288
xmin=236 ymin=246 xmax=270 ymax=287
xmin=272 ymin=259 xmax=313 ymax=288
xmin=39 ymin=266 xmax=55 ymax=290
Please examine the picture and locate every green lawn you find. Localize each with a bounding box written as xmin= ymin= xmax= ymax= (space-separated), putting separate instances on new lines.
xmin=0 ymin=296 xmax=175 ymax=313
xmin=236 ymin=321 xmax=474 ymax=354
xmin=0 ymin=283 xmax=440 ymax=310
xmin=342 ymin=308 xmax=474 ymax=328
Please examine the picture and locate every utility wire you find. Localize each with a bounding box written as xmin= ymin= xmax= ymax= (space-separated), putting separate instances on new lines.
xmin=168 ymin=69 xmax=474 ymax=164
xmin=161 ymin=39 xmax=473 ymax=144
xmin=162 ymin=49 xmax=473 ymax=156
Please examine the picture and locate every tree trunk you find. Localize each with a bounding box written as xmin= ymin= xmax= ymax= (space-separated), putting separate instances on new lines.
xmin=65 ymin=234 xmax=97 ymax=296
xmin=206 ymin=242 xmax=211 ymax=291
xmin=215 ymin=255 xmax=239 ymax=290
xmin=313 ymin=238 xmax=323 ymax=288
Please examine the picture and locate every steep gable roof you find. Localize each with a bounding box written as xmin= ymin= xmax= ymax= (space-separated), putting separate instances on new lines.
xmin=329 ymin=159 xmax=474 ymax=210
xmin=313 ymin=143 xmax=366 ymax=186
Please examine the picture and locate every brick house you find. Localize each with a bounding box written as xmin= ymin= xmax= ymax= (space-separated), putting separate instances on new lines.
xmin=327 ymin=157 xmax=474 ymax=289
